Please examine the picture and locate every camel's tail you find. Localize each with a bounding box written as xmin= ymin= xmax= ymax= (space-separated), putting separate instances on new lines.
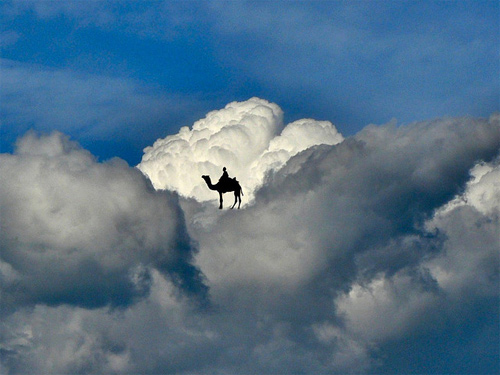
xmin=241 ymin=187 xmax=244 ymax=196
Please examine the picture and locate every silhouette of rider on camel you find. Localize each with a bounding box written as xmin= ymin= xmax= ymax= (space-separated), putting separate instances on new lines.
xmin=202 ymin=167 xmax=244 ymax=209
xmin=218 ymin=167 xmax=230 ymax=184
xmin=218 ymin=166 xmax=240 ymax=189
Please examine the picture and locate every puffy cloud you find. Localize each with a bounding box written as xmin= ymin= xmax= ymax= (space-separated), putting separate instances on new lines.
xmin=0 ymin=269 xmax=217 ymax=374
xmin=437 ymin=157 xmax=500 ymax=216
xmin=423 ymin=158 xmax=500 ymax=300
xmin=333 ymin=155 xmax=500 ymax=372
xmin=137 ymin=98 xmax=343 ymax=203
xmin=186 ymin=112 xmax=500 ymax=372
xmin=192 ymin=113 xmax=499 ymax=290
xmin=1 ymin=103 xmax=499 ymax=374
xmin=0 ymin=131 xmax=206 ymax=312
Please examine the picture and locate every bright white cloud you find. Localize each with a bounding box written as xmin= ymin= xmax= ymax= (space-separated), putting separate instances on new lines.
xmin=424 ymin=157 xmax=500 ymax=297
xmin=137 ymin=98 xmax=343 ymax=204
xmin=437 ymin=155 xmax=500 ymax=216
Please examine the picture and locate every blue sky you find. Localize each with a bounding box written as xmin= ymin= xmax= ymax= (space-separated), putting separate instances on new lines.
xmin=1 ymin=1 xmax=498 ymax=164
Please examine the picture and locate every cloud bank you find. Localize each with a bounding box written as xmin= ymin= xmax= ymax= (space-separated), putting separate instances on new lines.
xmin=186 ymin=111 xmax=499 ymax=372
xmin=138 ymin=97 xmax=343 ymax=203
xmin=1 ymin=100 xmax=499 ymax=374
xmin=0 ymin=131 xmax=207 ymax=313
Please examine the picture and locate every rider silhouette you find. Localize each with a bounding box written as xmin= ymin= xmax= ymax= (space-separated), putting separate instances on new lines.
xmin=219 ymin=167 xmax=229 ymax=184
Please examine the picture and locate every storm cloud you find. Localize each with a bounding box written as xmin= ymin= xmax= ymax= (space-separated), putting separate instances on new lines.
xmin=1 ymin=100 xmax=499 ymax=374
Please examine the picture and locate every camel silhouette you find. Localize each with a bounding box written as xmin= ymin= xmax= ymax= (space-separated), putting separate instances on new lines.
xmin=201 ymin=175 xmax=243 ymax=209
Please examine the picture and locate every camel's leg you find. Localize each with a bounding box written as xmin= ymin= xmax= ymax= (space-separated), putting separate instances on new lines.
xmin=219 ymin=192 xmax=223 ymax=209
xmin=231 ymin=192 xmax=237 ymax=209
xmin=232 ymin=192 xmax=241 ymax=209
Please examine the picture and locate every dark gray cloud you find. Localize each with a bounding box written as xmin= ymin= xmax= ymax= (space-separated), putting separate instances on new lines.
xmin=1 ymin=112 xmax=499 ymax=374
xmin=0 ymin=131 xmax=207 ymax=313
xmin=184 ymin=113 xmax=500 ymax=373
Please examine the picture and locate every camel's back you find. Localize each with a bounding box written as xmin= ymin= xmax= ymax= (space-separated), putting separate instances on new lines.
xmin=221 ymin=178 xmax=241 ymax=193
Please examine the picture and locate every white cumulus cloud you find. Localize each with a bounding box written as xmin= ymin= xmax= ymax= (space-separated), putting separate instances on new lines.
xmin=137 ymin=98 xmax=343 ymax=204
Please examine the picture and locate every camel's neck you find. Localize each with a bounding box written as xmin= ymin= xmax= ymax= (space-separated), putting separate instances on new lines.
xmin=203 ymin=176 xmax=218 ymax=191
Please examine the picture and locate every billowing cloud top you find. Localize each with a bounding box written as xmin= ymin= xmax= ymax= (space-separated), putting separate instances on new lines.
xmin=137 ymin=98 xmax=343 ymax=203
